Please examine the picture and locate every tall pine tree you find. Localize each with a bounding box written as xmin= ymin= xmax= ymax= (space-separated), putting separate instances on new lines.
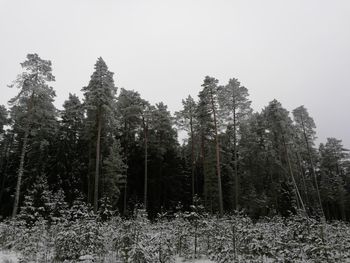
xmin=8 ymin=54 xmax=56 ymax=217
xmin=82 ymin=57 xmax=117 ymax=213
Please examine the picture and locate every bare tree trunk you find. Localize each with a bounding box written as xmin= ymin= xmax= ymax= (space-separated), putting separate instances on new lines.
xmin=283 ymin=137 xmax=307 ymax=216
xmin=200 ymin=132 xmax=208 ymax=208
xmin=123 ymin=179 xmax=127 ymax=215
xmin=12 ymin=91 xmax=35 ymax=218
xmin=143 ymin=122 xmax=148 ymax=210
xmin=12 ymin=127 xmax=29 ymax=217
xmin=190 ymin=116 xmax=195 ymax=202
xmin=0 ymin=135 xmax=13 ymax=206
xmin=87 ymin=146 xmax=93 ymax=205
xmin=120 ymin=121 xmax=130 ymax=216
xmin=210 ymin=90 xmax=223 ymax=217
xmin=233 ymin=107 xmax=239 ymax=210
xmin=296 ymin=151 xmax=310 ymax=208
xmin=300 ymin=116 xmax=325 ymax=219
xmin=94 ymin=110 xmax=102 ymax=213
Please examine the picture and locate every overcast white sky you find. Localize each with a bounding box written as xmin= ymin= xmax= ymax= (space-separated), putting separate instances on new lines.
xmin=0 ymin=0 xmax=349 ymax=148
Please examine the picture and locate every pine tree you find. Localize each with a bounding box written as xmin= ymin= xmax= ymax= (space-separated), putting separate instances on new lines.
xmin=19 ymin=174 xmax=53 ymax=226
xmin=199 ymin=76 xmax=223 ymax=216
xmin=262 ymin=100 xmax=304 ymax=215
xmin=319 ymin=138 xmax=349 ymax=219
xmin=196 ymin=86 xmax=214 ymax=211
xmin=117 ymin=89 xmax=147 ymax=213
xmin=219 ymin=78 xmax=252 ymax=210
xmin=238 ymin=112 xmax=270 ymax=216
xmin=175 ymin=95 xmax=198 ymax=202
xmin=0 ymin=105 xmax=8 ymax=135
xmin=141 ymin=102 xmax=153 ymax=210
xmin=103 ymin=138 xmax=127 ymax=209
xmin=54 ymin=93 xmax=85 ymax=203
xmin=150 ymin=102 xmax=178 ymax=212
xmin=82 ymin=57 xmax=117 ymax=213
xmin=8 ymin=54 xmax=56 ymax=217
xmin=0 ymin=105 xmax=9 ymax=206
xmin=293 ymin=105 xmax=324 ymax=217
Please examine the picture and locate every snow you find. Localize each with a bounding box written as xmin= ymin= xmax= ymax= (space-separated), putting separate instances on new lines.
xmin=0 ymin=250 xmax=19 ymax=263
xmin=175 ymin=256 xmax=214 ymax=263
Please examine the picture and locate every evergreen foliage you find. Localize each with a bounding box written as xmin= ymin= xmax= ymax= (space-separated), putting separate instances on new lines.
xmin=0 ymin=53 xmax=350 ymax=227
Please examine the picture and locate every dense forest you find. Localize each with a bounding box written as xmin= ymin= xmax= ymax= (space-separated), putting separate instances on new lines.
xmin=0 ymin=53 xmax=349 ymax=222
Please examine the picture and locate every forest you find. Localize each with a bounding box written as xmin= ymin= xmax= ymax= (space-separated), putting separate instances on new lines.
xmin=0 ymin=54 xmax=350 ymax=262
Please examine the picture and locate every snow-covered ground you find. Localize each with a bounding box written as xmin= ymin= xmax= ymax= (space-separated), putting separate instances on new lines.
xmin=0 ymin=252 xmax=212 ymax=263
xmin=0 ymin=250 xmax=19 ymax=263
xmin=175 ymin=256 xmax=214 ymax=263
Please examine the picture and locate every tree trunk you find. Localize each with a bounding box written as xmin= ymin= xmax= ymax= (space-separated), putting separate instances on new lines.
xmin=296 ymin=151 xmax=310 ymax=208
xmin=190 ymin=116 xmax=195 ymax=202
xmin=300 ymin=116 xmax=325 ymax=219
xmin=210 ymin=90 xmax=223 ymax=217
xmin=200 ymin=132 xmax=208 ymax=208
xmin=12 ymin=128 xmax=29 ymax=217
xmin=12 ymin=91 xmax=35 ymax=218
xmin=93 ymin=110 xmax=102 ymax=213
xmin=122 ymin=121 xmax=129 ymax=216
xmin=0 ymin=136 xmax=12 ymax=206
xmin=87 ymin=146 xmax=93 ymax=205
xmin=123 ymin=179 xmax=128 ymax=215
xmin=283 ymin=136 xmax=307 ymax=216
xmin=143 ymin=122 xmax=148 ymax=210
xmin=233 ymin=106 xmax=239 ymax=210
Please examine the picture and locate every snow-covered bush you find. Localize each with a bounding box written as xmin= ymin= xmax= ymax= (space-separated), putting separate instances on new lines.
xmin=54 ymin=218 xmax=105 ymax=261
xmin=0 ymin=219 xmax=52 ymax=262
xmin=1 ymin=208 xmax=350 ymax=263
xmin=183 ymin=195 xmax=208 ymax=260
xmin=207 ymin=218 xmax=236 ymax=263
xmin=115 ymin=208 xmax=155 ymax=263
xmin=99 ymin=196 xmax=115 ymax=221
xmin=172 ymin=210 xmax=191 ymax=258
xmin=151 ymin=217 xmax=176 ymax=263
xmin=0 ymin=220 xmax=26 ymax=249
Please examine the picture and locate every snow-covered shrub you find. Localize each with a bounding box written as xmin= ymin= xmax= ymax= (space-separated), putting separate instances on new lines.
xmin=115 ymin=208 xmax=155 ymax=263
xmin=128 ymin=241 xmax=153 ymax=263
xmin=55 ymin=228 xmax=81 ymax=260
xmin=67 ymin=198 xmax=94 ymax=221
xmin=54 ymin=218 xmax=105 ymax=261
xmin=16 ymin=218 xmax=52 ymax=262
xmin=0 ymin=219 xmax=27 ymax=252
xmin=151 ymin=217 xmax=176 ymax=263
xmin=18 ymin=175 xmax=69 ymax=227
xmin=207 ymin=218 xmax=236 ymax=263
xmin=172 ymin=210 xmax=191 ymax=258
xmin=99 ymin=196 xmax=115 ymax=221
xmin=183 ymin=195 xmax=207 ymax=260
xmin=101 ymin=216 xmax=122 ymax=258
xmin=1 ymin=207 xmax=350 ymax=263
xmin=325 ymin=221 xmax=350 ymax=261
xmin=48 ymin=189 xmax=69 ymax=225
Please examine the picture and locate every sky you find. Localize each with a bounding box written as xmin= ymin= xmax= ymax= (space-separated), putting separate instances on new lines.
xmin=0 ymin=0 xmax=349 ymax=148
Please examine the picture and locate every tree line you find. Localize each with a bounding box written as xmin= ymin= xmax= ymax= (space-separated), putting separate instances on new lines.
xmin=0 ymin=54 xmax=349 ymax=220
